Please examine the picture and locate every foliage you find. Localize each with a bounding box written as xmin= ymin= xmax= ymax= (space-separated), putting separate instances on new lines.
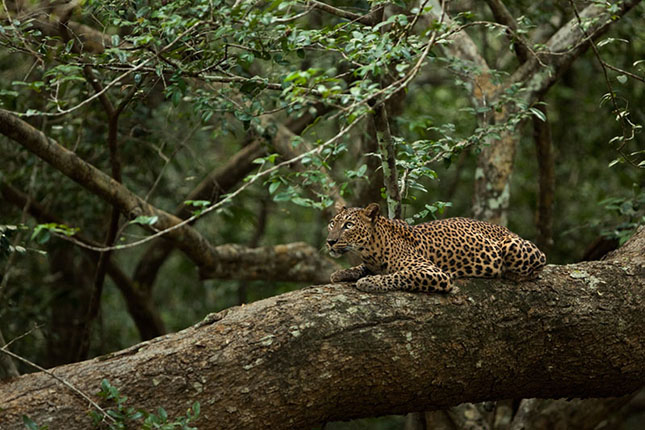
xmin=0 ymin=224 xmax=46 ymax=262
xmin=90 ymin=379 xmax=200 ymax=430
xmin=599 ymin=184 xmax=645 ymax=245
xmin=0 ymin=224 xmax=27 ymax=262
xmin=30 ymin=223 xmax=79 ymax=244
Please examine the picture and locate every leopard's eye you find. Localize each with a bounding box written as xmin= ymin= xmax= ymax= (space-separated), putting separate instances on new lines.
xmin=328 ymin=220 xmax=335 ymax=229
xmin=343 ymin=222 xmax=354 ymax=229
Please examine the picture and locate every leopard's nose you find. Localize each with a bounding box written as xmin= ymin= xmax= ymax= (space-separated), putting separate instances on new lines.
xmin=327 ymin=239 xmax=337 ymax=247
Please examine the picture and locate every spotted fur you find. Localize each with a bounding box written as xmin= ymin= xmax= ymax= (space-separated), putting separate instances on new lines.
xmin=326 ymin=203 xmax=546 ymax=293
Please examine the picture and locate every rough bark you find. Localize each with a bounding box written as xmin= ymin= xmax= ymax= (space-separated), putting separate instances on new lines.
xmin=197 ymin=242 xmax=336 ymax=284
xmin=1 ymin=228 xmax=642 ymax=430
xmin=0 ymin=109 xmax=337 ymax=284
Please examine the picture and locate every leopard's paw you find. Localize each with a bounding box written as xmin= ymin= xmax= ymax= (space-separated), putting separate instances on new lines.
xmin=356 ymin=277 xmax=389 ymax=293
xmin=330 ymin=269 xmax=353 ymax=283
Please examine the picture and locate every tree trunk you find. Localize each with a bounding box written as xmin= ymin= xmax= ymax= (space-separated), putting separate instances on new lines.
xmin=1 ymin=228 xmax=643 ymax=430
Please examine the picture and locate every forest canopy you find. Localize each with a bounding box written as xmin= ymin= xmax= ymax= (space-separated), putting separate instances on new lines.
xmin=0 ymin=0 xmax=644 ymax=429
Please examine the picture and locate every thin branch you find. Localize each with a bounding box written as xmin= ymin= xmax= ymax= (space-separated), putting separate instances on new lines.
xmin=484 ymin=0 xmax=530 ymax=63
xmin=305 ymin=0 xmax=381 ymax=26
xmin=1 ymin=324 xmax=43 ymax=352
xmin=374 ymin=104 xmax=401 ymax=219
xmin=600 ymin=60 xmax=645 ymax=83
xmin=568 ymin=0 xmax=642 ymax=169
xmin=0 ymin=345 xmax=117 ymax=424
xmin=0 ymin=181 xmax=166 ymax=340
xmin=11 ymin=22 xmax=202 ymax=118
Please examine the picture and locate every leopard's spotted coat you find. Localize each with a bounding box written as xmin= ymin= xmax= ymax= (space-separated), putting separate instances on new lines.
xmin=326 ymin=203 xmax=546 ymax=293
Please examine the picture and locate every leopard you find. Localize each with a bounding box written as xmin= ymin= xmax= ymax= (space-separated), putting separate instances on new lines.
xmin=326 ymin=202 xmax=546 ymax=293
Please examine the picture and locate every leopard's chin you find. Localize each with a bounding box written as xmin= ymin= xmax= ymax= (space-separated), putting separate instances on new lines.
xmin=328 ymin=247 xmax=350 ymax=258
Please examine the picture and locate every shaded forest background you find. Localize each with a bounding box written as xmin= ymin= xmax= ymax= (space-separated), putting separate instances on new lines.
xmin=0 ymin=0 xmax=643 ymax=428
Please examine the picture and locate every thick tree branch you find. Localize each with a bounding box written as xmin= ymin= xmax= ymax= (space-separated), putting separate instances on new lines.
xmin=0 ymin=109 xmax=337 ymax=283
xmin=197 ymin=241 xmax=335 ymax=283
xmin=0 ymin=229 xmax=643 ymax=429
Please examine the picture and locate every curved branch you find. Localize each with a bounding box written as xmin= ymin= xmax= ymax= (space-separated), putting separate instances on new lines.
xmin=0 ymin=229 xmax=643 ymax=429
xmin=0 ymin=109 xmax=337 ymax=283
xmin=132 ymin=140 xmax=265 ymax=291
xmin=132 ymin=108 xmax=336 ymax=292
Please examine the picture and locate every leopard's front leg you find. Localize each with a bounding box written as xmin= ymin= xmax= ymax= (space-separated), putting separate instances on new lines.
xmin=330 ymin=264 xmax=371 ymax=283
xmin=356 ymin=264 xmax=452 ymax=293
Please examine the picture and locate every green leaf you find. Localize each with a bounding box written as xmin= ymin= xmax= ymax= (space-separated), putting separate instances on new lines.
xmin=616 ymin=74 xmax=628 ymax=84
xmin=130 ymin=215 xmax=158 ymax=226
xmin=31 ymin=223 xmax=78 ymax=242
xmin=64 ymin=39 xmax=74 ymax=53
xmin=291 ymin=196 xmax=311 ymax=207
xmin=529 ymin=107 xmax=546 ymax=122
xmin=184 ymin=200 xmax=210 ymax=208
xmin=269 ymin=181 xmax=280 ymax=194
xmin=100 ymin=378 xmax=109 ymax=390
xmin=22 ymin=416 xmax=38 ymax=430
xmin=157 ymin=407 xmax=168 ymax=422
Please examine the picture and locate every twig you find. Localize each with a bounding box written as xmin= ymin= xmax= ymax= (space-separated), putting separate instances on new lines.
xmin=305 ymin=0 xmax=380 ymax=26
xmin=600 ymin=60 xmax=645 ymax=84
xmin=568 ymin=0 xmax=641 ymax=169
xmin=13 ymin=22 xmax=202 ymax=118
xmin=47 ymin=109 xmax=369 ymax=253
xmin=2 ymin=323 xmax=43 ymax=351
xmin=0 ymin=345 xmax=117 ymax=424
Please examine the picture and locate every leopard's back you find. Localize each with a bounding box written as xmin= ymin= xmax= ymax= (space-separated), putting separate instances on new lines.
xmin=327 ymin=205 xmax=546 ymax=293
xmin=409 ymin=217 xmax=543 ymax=279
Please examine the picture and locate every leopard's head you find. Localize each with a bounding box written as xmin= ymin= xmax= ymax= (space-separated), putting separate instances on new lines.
xmin=326 ymin=202 xmax=380 ymax=258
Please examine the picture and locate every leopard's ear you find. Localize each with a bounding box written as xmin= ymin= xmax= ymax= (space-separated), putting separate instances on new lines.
xmin=364 ymin=203 xmax=380 ymax=221
xmin=334 ymin=200 xmax=347 ymax=214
